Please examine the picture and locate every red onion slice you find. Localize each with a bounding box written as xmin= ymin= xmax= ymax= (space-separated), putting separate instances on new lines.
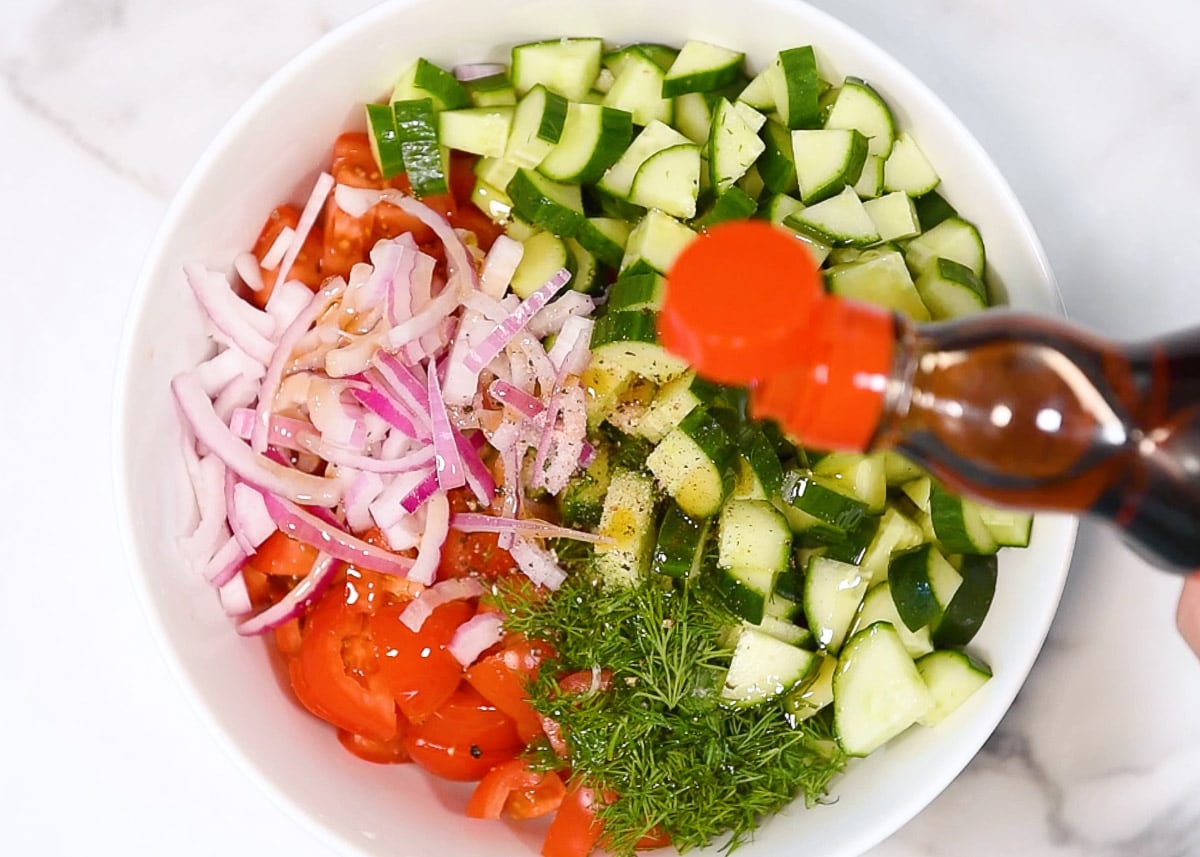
xmin=275 ymin=171 xmax=334 ymax=287
xmin=205 ymin=535 xmax=247 ymax=587
xmin=173 ymin=373 xmax=343 ymax=507
xmin=453 ymin=62 xmax=507 ymax=82
xmin=262 ymin=492 xmax=414 ymax=578
xmin=186 ymin=264 xmax=276 ymax=365
xmin=398 ymin=577 xmax=484 ymax=632
xmin=454 ymin=429 xmax=495 ymax=507
xmin=463 ymin=269 xmax=572 ymax=373
xmin=400 ymin=470 xmax=440 ymax=514
xmin=407 ymin=491 xmax=450 ymax=585
xmin=350 ymin=387 xmax=420 ymax=439
xmin=298 ymin=433 xmax=436 ymax=474
xmin=448 ymin=612 xmax=506 ymax=666
xmin=218 ymin=570 xmax=254 ymax=617
xmin=508 ymin=537 xmax=568 ymax=591
xmin=427 ymin=364 xmax=465 ymax=491
xmin=489 ymin=379 xmax=545 ymax=418
xmin=479 ymin=235 xmax=525 ymax=299
xmin=236 ymin=553 xmax=339 ymax=636
xmin=370 ymin=468 xmax=435 ymax=529
xmin=449 ymin=512 xmax=611 ymax=545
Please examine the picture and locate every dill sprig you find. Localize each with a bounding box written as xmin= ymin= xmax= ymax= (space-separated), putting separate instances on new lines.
xmin=495 ymin=559 xmax=847 ymax=856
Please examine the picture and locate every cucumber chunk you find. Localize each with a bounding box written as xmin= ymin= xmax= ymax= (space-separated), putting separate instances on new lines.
xmin=718 ymin=499 xmax=792 ymax=573
xmin=594 ymin=469 xmax=658 ymax=587
xmin=722 ymin=626 xmax=818 ymax=707
xmin=916 ymin=650 xmax=992 ymax=727
xmin=804 ymin=555 xmax=869 ymax=654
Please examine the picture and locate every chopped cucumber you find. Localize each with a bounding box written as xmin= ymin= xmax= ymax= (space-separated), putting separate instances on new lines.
xmin=916 ymin=650 xmax=992 ymax=727
xmin=594 ymin=469 xmax=658 ymax=587
xmin=804 ymin=555 xmax=869 ymax=654
xmin=511 ymin=38 xmax=604 ymax=101
xmin=722 ymin=626 xmax=818 ymax=706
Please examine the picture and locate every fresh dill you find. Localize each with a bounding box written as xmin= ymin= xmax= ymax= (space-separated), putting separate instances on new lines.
xmin=495 ymin=552 xmax=848 ymax=856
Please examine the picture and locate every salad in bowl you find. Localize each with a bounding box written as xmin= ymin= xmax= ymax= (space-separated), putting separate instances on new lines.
xmin=116 ymin=2 xmax=1075 ymax=856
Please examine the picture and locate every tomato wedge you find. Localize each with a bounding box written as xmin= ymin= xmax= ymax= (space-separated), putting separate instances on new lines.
xmin=541 ymin=785 xmax=604 ymax=857
xmin=404 ymin=685 xmax=522 ymax=781
xmin=465 ymin=639 xmax=550 ymax=744
xmin=337 ymin=726 xmax=412 ymax=765
xmin=371 ymin=599 xmax=474 ymax=724
xmin=466 ymin=759 xmax=566 ymax=820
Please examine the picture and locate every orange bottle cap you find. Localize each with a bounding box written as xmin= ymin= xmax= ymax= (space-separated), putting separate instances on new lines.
xmin=660 ymin=221 xmax=897 ymax=452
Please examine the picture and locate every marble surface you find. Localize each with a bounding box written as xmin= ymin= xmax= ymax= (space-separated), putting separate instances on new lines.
xmin=2 ymin=0 xmax=1199 ymax=854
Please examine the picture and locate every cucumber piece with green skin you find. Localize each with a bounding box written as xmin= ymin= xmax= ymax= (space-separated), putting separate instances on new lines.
xmin=932 ymin=553 xmax=998 ymax=647
xmin=718 ymin=499 xmax=792 ymax=573
xmin=607 ymin=272 xmax=665 ymax=313
xmin=783 ymin=654 xmax=836 ymax=721
xmin=929 ymin=482 xmax=1000 ymax=554
xmin=914 ymin=190 xmax=958 ymax=230
xmin=738 ymin=425 xmax=785 ymax=498
xmin=475 ymin=155 xmax=521 ymax=190
xmin=825 ymin=249 xmax=931 ymax=322
xmin=709 ymin=98 xmax=767 ymax=194
xmin=508 ymin=231 xmax=573 ymax=299
xmin=888 ymin=543 xmax=964 ymax=632
xmin=647 ymin=406 xmax=736 ymax=518
xmin=364 ymin=103 xmax=405 ymax=179
xmin=538 ymin=103 xmax=634 ymax=185
xmin=620 ymin=209 xmax=697 ymax=275
xmin=859 ymin=507 xmax=925 ymax=582
xmin=465 ymin=72 xmax=517 ymax=108
xmin=834 ymin=622 xmax=934 ymax=756
xmin=590 ymin=308 xmax=690 ymax=382
xmin=883 ymin=131 xmax=940 ymax=196
xmin=470 ymin=179 xmax=512 ymax=224
xmin=713 ymin=565 xmax=777 ymax=624
xmin=784 ymin=186 xmax=880 ymax=247
xmin=763 ymin=192 xmax=804 ymax=226
xmin=916 ymin=650 xmax=992 ymax=727
xmin=805 ymin=555 xmax=869 ymax=654
xmin=437 ymin=107 xmax=514 ymax=158
xmin=751 ymin=614 xmax=812 ymax=647
xmin=575 ymin=217 xmax=630 ymax=268
xmin=581 ymin=354 xmax=636 ymax=429
xmin=737 ymin=63 xmax=777 ymax=111
xmin=781 ymin=469 xmax=873 ymax=538
xmin=629 ymin=143 xmax=702 ymax=219
xmin=635 ymin=370 xmax=719 ymax=443
xmin=603 ymin=43 xmax=678 ymax=75
xmin=916 ymin=257 xmax=990 ymax=320
xmin=506 ymin=168 xmax=586 ymax=236
xmin=791 ymin=128 xmax=869 ymax=204
xmin=738 ymin=163 xmax=766 ymax=201
xmin=662 ymin=40 xmax=746 ymax=97
xmin=853 ymin=154 xmax=884 ymax=199
xmin=598 ymin=120 xmax=693 ymax=201
xmin=758 ymin=119 xmax=798 ymax=194
xmin=884 ymin=451 xmax=924 ymax=486
xmin=863 ymin=190 xmax=921 ymax=241
xmin=559 ymin=446 xmax=611 ymax=530
xmin=511 ymin=38 xmax=604 ymax=101
xmin=505 ymin=85 xmax=569 ymax=168
xmin=905 ymin=215 xmax=985 ymax=277
xmin=770 ymin=46 xmax=823 ymax=129
xmin=812 ymin=452 xmax=888 ymax=514
xmin=721 ymin=625 xmax=818 ymax=707
xmin=979 ymin=506 xmax=1033 ymax=548
xmin=824 ymin=77 xmax=896 ymax=159
xmin=850 ymin=581 xmax=933 ymax=658
xmin=651 ymin=501 xmax=710 ymax=578
xmin=901 ymin=475 xmax=932 ymax=511
xmin=594 ymin=469 xmax=659 ymax=588
xmin=604 ymin=49 xmax=674 ymax=126
xmin=694 ymin=186 xmax=759 ymax=227
xmin=763 ymin=592 xmax=804 ymax=625
xmin=673 ymin=92 xmax=714 ymax=144
xmin=391 ymin=58 xmax=470 ymax=110
xmin=566 ymin=238 xmax=598 ymax=294
xmin=393 ymin=99 xmax=448 ymax=196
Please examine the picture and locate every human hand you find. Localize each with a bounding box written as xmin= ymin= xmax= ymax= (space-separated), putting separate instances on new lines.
xmin=1177 ymin=571 xmax=1200 ymax=658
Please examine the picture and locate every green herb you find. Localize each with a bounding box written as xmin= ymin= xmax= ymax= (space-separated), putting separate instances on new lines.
xmin=496 ymin=559 xmax=847 ymax=855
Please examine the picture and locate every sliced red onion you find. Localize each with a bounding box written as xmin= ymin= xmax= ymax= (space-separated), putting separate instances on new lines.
xmin=389 ymin=193 xmax=477 ymax=291
xmin=442 ymin=310 xmax=497 ymax=407
xmin=370 ymin=467 xmax=435 ymax=529
xmin=334 ymin=184 xmax=377 ymax=218
xmin=218 ymin=570 xmax=254 ymax=616
xmin=546 ymin=315 xmax=595 ymax=376
xmin=183 ymin=453 xmax=228 ymax=563
xmin=226 ymin=472 xmax=275 ymax=554
xmin=344 ymin=470 xmax=385 ymax=533
xmin=579 ymin=439 xmax=598 ymax=469
xmin=265 ymin=278 xmax=316 ymax=332
xmin=508 ymin=537 xmax=568 ymax=591
xmin=400 ymin=469 xmax=440 ymax=514
xmin=528 ymin=291 xmax=596 ymax=340
xmin=453 ymin=62 xmax=508 ymax=82
xmin=236 ymin=553 xmax=339 ymax=636
xmin=262 ymin=491 xmax=414 ymax=578
xmin=489 ymin=379 xmax=545 ymax=419
xmin=351 ymin=386 xmax=419 ymax=439
xmin=448 ymin=612 xmax=506 ymax=666
xmin=463 ymin=269 xmax=572 ymax=373
xmin=454 ymin=429 xmax=495 ymax=507
xmin=173 ymin=373 xmax=343 ymax=507
xmin=373 ymin=351 xmax=431 ymax=412
xmin=542 ymin=384 xmax=587 ymax=495
xmin=324 ymin=320 xmax=391 ymax=379
xmin=194 ymin=347 xmax=265 ymax=396
xmin=234 ymin=252 xmax=265 ymax=293
xmin=251 ymin=277 xmax=346 ymax=453
xmin=386 ymin=285 xmax=460 ymax=350
xmin=275 ymin=171 xmax=334 ymax=287
xmin=479 ymin=235 xmax=525 ymax=299
xmin=186 ymin=264 xmax=276 ymax=364
xmin=427 ymin=364 xmax=465 ymax=491
xmin=205 ymin=535 xmax=247 ymax=587
xmin=260 ymin=225 xmax=295 ymax=270
xmin=299 ymin=433 xmax=436 ymax=474
xmin=398 ymin=577 xmax=485 ymax=632
xmin=489 ymin=417 xmax=521 ymax=453
xmin=514 ymin=333 xmax=557 ymax=397
xmin=383 ymin=513 xmax=423 ymax=552
xmin=449 ymin=512 xmax=611 ymax=545
xmin=407 ymin=491 xmax=450 ymax=585
xmin=212 ymin=374 xmax=262 ymax=426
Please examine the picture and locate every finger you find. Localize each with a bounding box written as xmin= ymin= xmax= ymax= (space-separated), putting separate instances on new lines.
xmin=1176 ymin=570 xmax=1200 ymax=658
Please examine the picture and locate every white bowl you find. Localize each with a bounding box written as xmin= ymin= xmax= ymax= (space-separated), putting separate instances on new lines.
xmin=115 ymin=1 xmax=1076 ymax=855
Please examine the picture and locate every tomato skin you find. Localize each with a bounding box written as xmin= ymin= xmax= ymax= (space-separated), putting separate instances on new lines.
xmin=250 ymin=206 xmax=325 ymax=305
xmin=438 ymin=490 xmax=520 ymax=580
xmin=289 ymin=584 xmax=397 ymax=743
xmin=371 ymin=600 xmax=474 ymax=724
xmin=404 ymin=685 xmax=523 ymax=781
xmin=465 ymin=640 xmax=551 ymax=744
xmin=246 ymin=531 xmax=317 ymax=577
xmin=466 ymin=759 xmax=566 ymax=820
xmin=541 ymin=785 xmax=604 ymax=857
xmin=337 ymin=727 xmax=412 ymax=765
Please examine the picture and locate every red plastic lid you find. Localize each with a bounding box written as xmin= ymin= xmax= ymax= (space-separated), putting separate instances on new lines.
xmin=660 ymin=221 xmax=896 ymax=451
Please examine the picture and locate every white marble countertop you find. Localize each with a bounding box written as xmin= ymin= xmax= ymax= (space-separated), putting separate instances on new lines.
xmin=3 ymin=0 xmax=1200 ymax=854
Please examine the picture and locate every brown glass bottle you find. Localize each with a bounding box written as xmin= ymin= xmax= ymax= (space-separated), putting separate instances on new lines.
xmin=864 ymin=312 xmax=1200 ymax=570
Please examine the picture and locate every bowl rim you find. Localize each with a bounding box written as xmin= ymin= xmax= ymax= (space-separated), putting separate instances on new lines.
xmin=112 ymin=0 xmax=1077 ymax=855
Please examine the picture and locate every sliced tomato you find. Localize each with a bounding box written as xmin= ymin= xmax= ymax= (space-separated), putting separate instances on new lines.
xmin=542 ymin=785 xmax=604 ymax=857
xmin=448 ymin=150 xmax=479 ymax=204
xmin=371 ymin=599 xmax=474 ymax=724
xmin=404 ymin=685 xmax=522 ymax=781
xmin=632 ymin=827 xmax=672 ymax=850
xmin=249 ymin=206 xmax=325 ymax=305
xmin=466 ymin=759 xmax=566 ymax=820
xmin=322 ymin=203 xmax=374 ymax=280
xmin=337 ymin=726 xmax=412 ymax=765
xmin=465 ymin=639 xmax=551 ymax=744
xmin=288 ymin=582 xmax=397 ymax=742
xmin=330 ymin=133 xmax=387 ymax=189
xmin=246 ymin=531 xmax=318 ymax=577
